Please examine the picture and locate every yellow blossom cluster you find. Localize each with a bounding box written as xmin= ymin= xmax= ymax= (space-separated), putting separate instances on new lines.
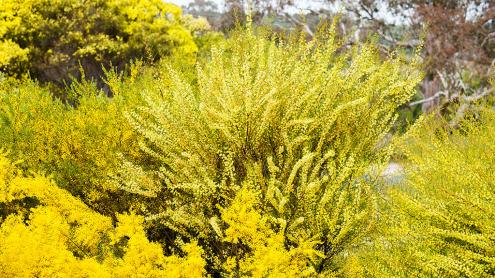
xmin=0 ymin=151 xmax=206 ymax=277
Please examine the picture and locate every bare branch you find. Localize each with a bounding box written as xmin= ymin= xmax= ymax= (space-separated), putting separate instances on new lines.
xmin=409 ymin=91 xmax=448 ymax=107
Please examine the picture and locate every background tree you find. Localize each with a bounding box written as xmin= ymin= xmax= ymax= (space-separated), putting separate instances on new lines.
xmin=0 ymin=0 xmax=199 ymax=87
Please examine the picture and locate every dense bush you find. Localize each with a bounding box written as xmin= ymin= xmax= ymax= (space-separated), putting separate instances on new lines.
xmin=0 ymin=152 xmax=206 ymax=277
xmin=353 ymin=107 xmax=495 ymax=277
xmin=0 ymin=68 xmax=149 ymax=214
xmin=114 ymin=24 xmax=422 ymax=275
xmin=3 ymin=12 xmax=493 ymax=276
xmin=0 ymin=0 xmax=202 ymax=85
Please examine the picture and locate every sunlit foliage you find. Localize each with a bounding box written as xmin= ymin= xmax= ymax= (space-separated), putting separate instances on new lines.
xmin=7 ymin=6 xmax=491 ymax=275
xmin=0 ymin=69 xmax=147 ymax=214
xmin=0 ymin=152 xmax=206 ymax=277
xmin=354 ymin=107 xmax=495 ymax=277
xmin=115 ymin=23 xmax=422 ymax=275
xmin=0 ymin=0 xmax=200 ymax=84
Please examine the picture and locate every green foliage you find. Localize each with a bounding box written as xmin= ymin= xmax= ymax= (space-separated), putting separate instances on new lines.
xmin=12 ymin=10 xmax=495 ymax=275
xmin=0 ymin=152 xmax=206 ymax=277
xmin=355 ymin=109 xmax=495 ymax=277
xmin=115 ymin=24 xmax=422 ymax=274
xmin=0 ymin=0 xmax=199 ymax=84
xmin=0 ymin=69 xmax=147 ymax=214
xmin=182 ymin=14 xmax=225 ymax=59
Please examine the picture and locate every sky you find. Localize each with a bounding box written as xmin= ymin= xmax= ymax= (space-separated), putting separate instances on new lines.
xmin=167 ymin=0 xmax=490 ymax=24
xmin=168 ymin=0 xmax=221 ymax=9
xmin=167 ymin=0 xmax=403 ymax=24
xmin=168 ymin=0 xmax=209 ymax=5
xmin=168 ymin=0 xmax=333 ymax=13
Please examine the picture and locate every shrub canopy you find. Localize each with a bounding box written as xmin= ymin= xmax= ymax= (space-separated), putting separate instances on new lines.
xmin=352 ymin=107 xmax=495 ymax=277
xmin=116 ymin=24 xmax=422 ymax=275
xmin=0 ymin=0 xmax=198 ymax=84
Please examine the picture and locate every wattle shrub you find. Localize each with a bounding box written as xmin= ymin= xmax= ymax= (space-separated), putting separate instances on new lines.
xmin=0 ymin=71 xmax=146 ymax=214
xmin=0 ymin=151 xmax=206 ymax=277
xmin=0 ymin=0 xmax=200 ymax=84
xmin=115 ymin=24 xmax=422 ymax=275
xmin=353 ymin=106 xmax=495 ymax=277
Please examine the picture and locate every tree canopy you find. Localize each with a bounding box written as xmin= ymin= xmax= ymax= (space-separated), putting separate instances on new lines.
xmin=0 ymin=0 xmax=198 ymax=85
